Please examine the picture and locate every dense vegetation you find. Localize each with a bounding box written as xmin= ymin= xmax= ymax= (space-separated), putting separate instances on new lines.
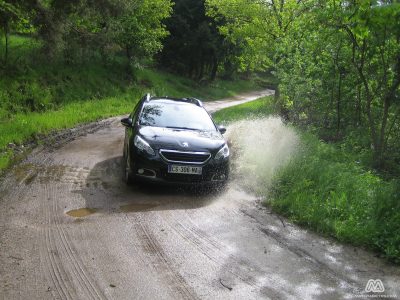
xmin=214 ymin=98 xmax=400 ymax=263
xmin=0 ymin=37 xmax=262 ymax=173
xmin=207 ymin=0 xmax=400 ymax=175
xmin=0 ymin=0 xmax=172 ymax=72
xmin=0 ymin=0 xmax=265 ymax=172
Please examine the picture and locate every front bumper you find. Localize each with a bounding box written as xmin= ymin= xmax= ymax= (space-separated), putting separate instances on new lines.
xmin=130 ymin=150 xmax=229 ymax=185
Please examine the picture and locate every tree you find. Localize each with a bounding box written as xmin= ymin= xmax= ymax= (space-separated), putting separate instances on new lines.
xmin=159 ymin=0 xmax=236 ymax=81
xmin=206 ymin=0 xmax=312 ymax=95
xmin=0 ymin=0 xmax=32 ymax=66
xmin=207 ymin=0 xmax=400 ymax=170
xmin=109 ymin=0 xmax=172 ymax=76
xmin=280 ymin=1 xmax=400 ymax=167
xmin=14 ymin=0 xmax=172 ymax=70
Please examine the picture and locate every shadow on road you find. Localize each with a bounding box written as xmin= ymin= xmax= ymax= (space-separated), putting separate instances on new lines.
xmin=77 ymin=156 xmax=225 ymax=214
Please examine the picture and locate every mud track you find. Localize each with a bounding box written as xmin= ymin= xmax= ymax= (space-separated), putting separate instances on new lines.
xmin=1 ymin=90 xmax=399 ymax=300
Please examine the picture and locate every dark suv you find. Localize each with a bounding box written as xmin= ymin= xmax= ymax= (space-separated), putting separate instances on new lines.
xmin=121 ymin=94 xmax=230 ymax=185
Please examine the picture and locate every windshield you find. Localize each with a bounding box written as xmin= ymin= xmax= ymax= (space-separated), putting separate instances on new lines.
xmin=139 ymin=100 xmax=216 ymax=131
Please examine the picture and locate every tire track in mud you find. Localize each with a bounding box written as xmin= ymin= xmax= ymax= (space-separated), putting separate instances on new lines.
xmin=258 ymin=226 xmax=359 ymax=293
xmin=196 ymin=192 xmax=360 ymax=294
xmin=239 ymin=209 xmax=360 ymax=295
xmin=162 ymin=200 xmax=357 ymax=299
xmin=41 ymin=223 xmax=74 ymax=299
xmin=163 ymin=210 xmax=265 ymax=288
xmin=131 ymin=214 xmax=198 ymax=300
xmin=38 ymin=182 xmax=74 ymax=300
xmin=0 ymin=167 xmax=69 ymax=299
xmin=41 ymin=182 xmax=105 ymax=300
xmin=13 ymin=163 xmax=91 ymax=187
xmin=0 ymin=174 xmax=64 ymax=299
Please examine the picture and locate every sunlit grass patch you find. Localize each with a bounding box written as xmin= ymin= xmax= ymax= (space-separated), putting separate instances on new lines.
xmin=212 ymin=96 xmax=274 ymax=124
xmin=136 ymin=68 xmax=263 ymax=100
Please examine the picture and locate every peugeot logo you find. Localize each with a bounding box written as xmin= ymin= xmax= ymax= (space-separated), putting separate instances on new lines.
xmin=182 ymin=142 xmax=189 ymax=148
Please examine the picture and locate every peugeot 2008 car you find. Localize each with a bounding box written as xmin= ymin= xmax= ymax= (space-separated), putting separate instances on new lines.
xmin=121 ymin=94 xmax=229 ymax=185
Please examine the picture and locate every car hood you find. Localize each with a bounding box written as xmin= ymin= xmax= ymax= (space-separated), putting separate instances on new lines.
xmin=139 ymin=126 xmax=225 ymax=152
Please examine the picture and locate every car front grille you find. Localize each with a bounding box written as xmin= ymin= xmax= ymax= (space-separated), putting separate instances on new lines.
xmin=159 ymin=149 xmax=211 ymax=165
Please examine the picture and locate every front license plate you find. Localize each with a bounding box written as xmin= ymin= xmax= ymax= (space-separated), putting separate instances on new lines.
xmin=168 ymin=165 xmax=202 ymax=175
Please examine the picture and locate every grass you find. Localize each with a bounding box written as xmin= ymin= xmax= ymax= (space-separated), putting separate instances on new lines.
xmin=270 ymin=134 xmax=400 ymax=263
xmin=136 ymin=68 xmax=263 ymax=100
xmin=212 ymin=96 xmax=275 ymax=124
xmin=0 ymin=35 xmax=265 ymax=173
xmin=213 ymin=97 xmax=400 ymax=264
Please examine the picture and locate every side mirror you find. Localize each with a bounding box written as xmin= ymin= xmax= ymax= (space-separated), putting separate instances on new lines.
xmin=121 ymin=117 xmax=133 ymax=127
xmin=218 ymin=125 xmax=226 ymax=134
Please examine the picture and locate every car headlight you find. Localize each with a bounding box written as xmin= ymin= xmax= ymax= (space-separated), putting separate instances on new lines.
xmin=134 ymin=135 xmax=155 ymax=156
xmin=215 ymin=144 xmax=230 ymax=160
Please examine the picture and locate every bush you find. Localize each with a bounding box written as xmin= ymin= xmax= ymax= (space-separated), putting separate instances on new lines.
xmin=3 ymin=81 xmax=53 ymax=113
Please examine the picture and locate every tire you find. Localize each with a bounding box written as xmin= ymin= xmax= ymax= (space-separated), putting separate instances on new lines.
xmin=123 ymin=149 xmax=135 ymax=185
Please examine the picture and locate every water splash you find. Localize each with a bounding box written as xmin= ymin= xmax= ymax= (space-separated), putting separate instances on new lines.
xmin=226 ymin=116 xmax=300 ymax=193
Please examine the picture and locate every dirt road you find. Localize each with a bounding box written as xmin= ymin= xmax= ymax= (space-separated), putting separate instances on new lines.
xmin=1 ymin=90 xmax=399 ymax=300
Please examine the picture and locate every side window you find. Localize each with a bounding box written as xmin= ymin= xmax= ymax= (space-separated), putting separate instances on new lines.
xmin=130 ymin=101 xmax=142 ymax=124
xmin=129 ymin=94 xmax=149 ymax=124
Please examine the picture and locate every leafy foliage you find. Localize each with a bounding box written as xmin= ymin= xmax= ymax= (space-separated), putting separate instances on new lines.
xmin=109 ymin=0 xmax=172 ymax=68
xmin=0 ymin=0 xmax=172 ymax=68
xmin=207 ymin=0 xmax=400 ymax=174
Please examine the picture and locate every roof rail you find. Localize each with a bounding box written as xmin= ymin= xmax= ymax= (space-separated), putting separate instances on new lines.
xmin=184 ymin=97 xmax=203 ymax=107
xmin=146 ymin=96 xmax=203 ymax=107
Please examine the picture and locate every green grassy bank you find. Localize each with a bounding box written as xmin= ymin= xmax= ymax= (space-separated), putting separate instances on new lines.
xmin=0 ymin=36 xmax=264 ymax=172
xmin=213 ymin=98 xmax=400 ymax=264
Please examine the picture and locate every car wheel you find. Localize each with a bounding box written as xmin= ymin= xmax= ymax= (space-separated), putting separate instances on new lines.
xmin=123 ymin=150 xmax=135 ymax=185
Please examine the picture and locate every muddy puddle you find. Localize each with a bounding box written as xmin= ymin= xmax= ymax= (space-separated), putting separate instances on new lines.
xmin=66 ymin=208 xmax=98 ymax=218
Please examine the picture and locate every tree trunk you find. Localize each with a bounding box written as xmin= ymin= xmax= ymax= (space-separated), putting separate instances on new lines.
xmin=274 ymin=84 xmax=280 ymax=102
xmin=198 ymin=57 xmax=204 ymax=81
xmin=356 ymin=85 xmax=361 ymax=126
xmin=274 ymin=85 xmax=289 ymax=121
xmin=374 ymin=95 xmax=390 ymax=168
xmin=374 ymin=55 xmax=400 ymax=168
xmin=352 ymin=40 xmax=379 ymax=162
xmin=210 ymin=56 xmax=218 ymax=81
xmin=4 ymin=21 xmax=9 ymax=66
xmin=336 ymin=72 xmax=342 ymax=135
xmin=125 ymin=46 xmax=134 ymax=79
xmin=375 ymin=57 xmax=400 ymax=168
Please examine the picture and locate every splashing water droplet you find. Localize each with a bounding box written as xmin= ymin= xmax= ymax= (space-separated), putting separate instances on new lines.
xmin=226 ymin=116 xmax=300 ymax=193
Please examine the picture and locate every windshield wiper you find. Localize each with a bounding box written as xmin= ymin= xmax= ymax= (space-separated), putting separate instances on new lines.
xmin=165 ymin=126 xmax=199 ymax=131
